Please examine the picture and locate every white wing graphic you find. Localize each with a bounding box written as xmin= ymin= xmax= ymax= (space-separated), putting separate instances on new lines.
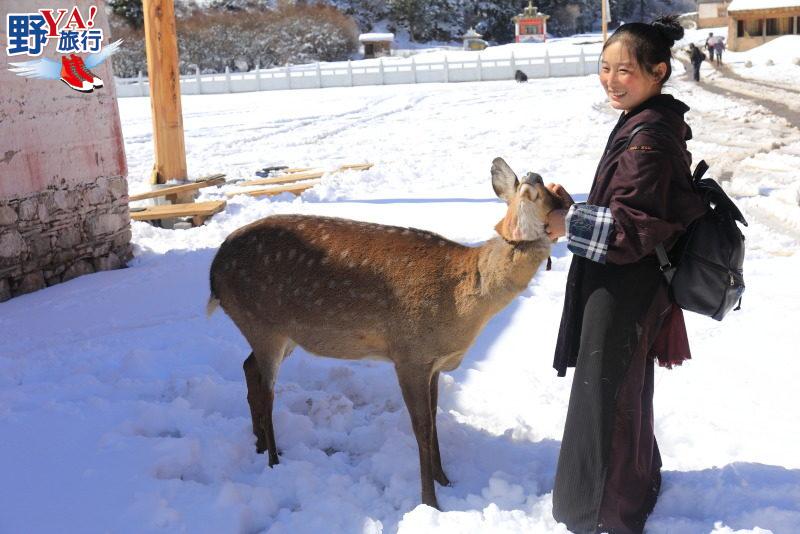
xmin=8 ymin=57 xmax=61 ymax=80
xmin=84 ymin=39 xmax=123 ymax=69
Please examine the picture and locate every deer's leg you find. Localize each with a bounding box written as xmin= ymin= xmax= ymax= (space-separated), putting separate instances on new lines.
xmin=243 ymin=352 xmax=269 ymax=455
xmin=429 ymin=371 xmax=450 ymax=487
xmin=396 ymin=364 xmax=439 ymax=510
xmin=245 ymin=338 xmax=293 ymax=467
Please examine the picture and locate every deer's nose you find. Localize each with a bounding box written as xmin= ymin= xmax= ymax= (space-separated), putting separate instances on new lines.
xmin=523 ymin=172 xmax=544 ymax=186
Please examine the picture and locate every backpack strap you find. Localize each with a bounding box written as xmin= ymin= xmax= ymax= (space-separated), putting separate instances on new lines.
xmin=693 ymin=159 xmax=709 ymax=182
xmin=655 ymin=243 xmax=676 ymax=284
xmin=624 ymin=122 xmax=677 ymax=151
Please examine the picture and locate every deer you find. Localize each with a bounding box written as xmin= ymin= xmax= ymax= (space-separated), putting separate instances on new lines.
xmin=206 ymin=157 xmax=562 ymax=510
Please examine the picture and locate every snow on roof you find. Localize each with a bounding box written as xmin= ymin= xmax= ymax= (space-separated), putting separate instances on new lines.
xmin=728 ymin=0 xmax=800 ymax=11
xmin=359 ymin=33 xmax=395 ymax=42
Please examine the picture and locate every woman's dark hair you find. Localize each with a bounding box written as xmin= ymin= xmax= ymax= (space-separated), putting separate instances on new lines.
xmin=602 ymin=15 xmax=684 ymax=85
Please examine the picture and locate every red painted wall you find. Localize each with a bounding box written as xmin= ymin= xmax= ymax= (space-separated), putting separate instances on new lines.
xmin=0 ymin=0 xmax=127 ymax=200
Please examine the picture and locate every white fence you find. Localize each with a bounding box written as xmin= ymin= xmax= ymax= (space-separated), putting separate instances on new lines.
xmin=114 ymin=49 xmax=600 ymax=98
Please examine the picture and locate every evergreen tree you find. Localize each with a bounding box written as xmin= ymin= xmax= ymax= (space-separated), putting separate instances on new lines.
xmin=108 ymin=0 xmax=144 ymax=28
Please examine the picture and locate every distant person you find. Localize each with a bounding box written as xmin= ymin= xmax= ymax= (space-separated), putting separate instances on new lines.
xmin=706 ymin=32 xmax=716 ymax=60
xmin=546 ymin=15 xmax=706 ymax=534
xmin=713 ymin=38 xmax=726 ymax=65
xmin=690 ymin=43 xmax=705 ymax=81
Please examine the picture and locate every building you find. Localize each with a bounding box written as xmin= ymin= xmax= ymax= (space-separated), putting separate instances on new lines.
xmin=359 ymin=33 xmax=394 ymax=59
xmin=0 ymin=0 xmax=131 ymax=301
xmin=513 ymin=1 xmax=550 ymax=43
xmin=461 ymin=28 xmax=488 ymax=51
xmin=727 ymin=0 xmax=800 ymax=51
xmin=697 ymin=0 xmax=730 ymax=29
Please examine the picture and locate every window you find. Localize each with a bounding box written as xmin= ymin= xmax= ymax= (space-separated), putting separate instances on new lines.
xmin=779 ymin=17 xmax=793 ymax=34
xmin=738 ymin=20 xmax=744 ymax=38
xmin=744 ymin=18 xmax=763 ymax=36
xmin=766 ymin=18 xmax=779 ymax=36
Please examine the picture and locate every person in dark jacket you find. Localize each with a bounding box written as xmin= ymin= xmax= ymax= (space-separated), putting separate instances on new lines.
xmin=543 ymin=16 xmax=707 ymax=534
xmin=689 ymin=43 xmax=705 ymax=81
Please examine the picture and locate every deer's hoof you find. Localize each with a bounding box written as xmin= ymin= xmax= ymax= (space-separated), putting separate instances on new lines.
xmin=268 ymin=450 xmax=281 ymax=467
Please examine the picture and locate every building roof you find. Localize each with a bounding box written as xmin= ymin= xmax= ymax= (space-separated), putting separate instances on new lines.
xmin=728 ymin=0 xmax=800 ymax=11
xmin=358 ymin=33 xmax=395 ymax=43
xmin=461 ymin=27 xmax=483 ymax=39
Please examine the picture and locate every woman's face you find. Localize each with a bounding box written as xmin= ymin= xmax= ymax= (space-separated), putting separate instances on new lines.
xmin=599 ymin=41 xmax=665 ymax=112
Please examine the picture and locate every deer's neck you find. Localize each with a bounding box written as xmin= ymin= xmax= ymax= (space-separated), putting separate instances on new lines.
xmin=466 ymin=236 xmax=551 ymax=314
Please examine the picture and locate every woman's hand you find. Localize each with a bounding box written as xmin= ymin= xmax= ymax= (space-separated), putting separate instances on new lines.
xmin=544 ymin=183 xmax=572 ymax=241
xmin=546 ymin=209 xmax=568 ymax=241
xmin=546 ymin=183 xmax=574 ymax=208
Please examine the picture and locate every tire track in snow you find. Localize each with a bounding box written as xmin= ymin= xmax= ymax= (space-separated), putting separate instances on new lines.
xmin=675 ymin=58 xmax=800 ymax=242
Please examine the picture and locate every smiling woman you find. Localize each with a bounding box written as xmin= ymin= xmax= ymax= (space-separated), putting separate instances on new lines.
xmin=543 ymin=16 xmax=709 ymax=534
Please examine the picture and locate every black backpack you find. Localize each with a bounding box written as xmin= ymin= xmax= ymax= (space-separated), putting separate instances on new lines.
xmin=627 ymin=124 xmax=748 ymax=321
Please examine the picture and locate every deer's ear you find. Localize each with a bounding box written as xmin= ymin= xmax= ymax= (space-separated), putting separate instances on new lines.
xmin=491 ymin=157 xmax=519 ymax=203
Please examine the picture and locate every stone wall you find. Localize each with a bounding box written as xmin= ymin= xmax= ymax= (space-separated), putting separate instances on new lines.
xmin=0 ymin=177 xmax=131 ymax=301
xmin=0 ymin=0 xmax=131 ymax=302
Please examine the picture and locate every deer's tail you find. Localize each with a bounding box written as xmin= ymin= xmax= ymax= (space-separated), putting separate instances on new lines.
xmin=206 ymin=293 xmax=220 ymax=317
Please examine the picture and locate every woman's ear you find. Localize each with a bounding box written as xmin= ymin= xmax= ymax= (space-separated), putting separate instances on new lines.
xmin=653 ymin=62 xmax=668 ymax=84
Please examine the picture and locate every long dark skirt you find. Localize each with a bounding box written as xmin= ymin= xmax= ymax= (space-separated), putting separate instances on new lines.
xmin=553 ymin=259 xmax=671 ymax=534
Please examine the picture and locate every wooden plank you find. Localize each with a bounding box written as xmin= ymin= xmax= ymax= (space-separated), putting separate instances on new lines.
xmin=142 ymin=0 xmax=187 ymax=185
xmin=130 ymin=200 xmax=227 ymax=221
xmin=337 ymin=163 xmax=374 ymax=171
xmin=129 ymin=175 xmax=226 ymax=201
xmin=240 ymin=163 xmax=373 ymax=187
xmin=240 ymin=170 xmax=325 ymax=187
xmin=227 ymin=180 xmax=321 ymax=198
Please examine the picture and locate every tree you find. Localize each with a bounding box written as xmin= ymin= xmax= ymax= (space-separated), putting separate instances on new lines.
xmin=108 ymin=0 xmax=145 ymax=29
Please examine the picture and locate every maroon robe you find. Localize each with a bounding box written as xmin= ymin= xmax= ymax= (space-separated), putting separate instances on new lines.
xmin=552 ymin=94 xmax=707 ymax=534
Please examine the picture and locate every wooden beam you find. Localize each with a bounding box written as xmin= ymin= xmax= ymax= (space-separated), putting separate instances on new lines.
xmin=240 ymin=163 xmax=373 ymax=187
xmin=130 ymin=200 xmax=227 ymax=221
xmin=227 ymin=180 xmax=322 ymax=198
xmin=142 ymin=0 xmax=188 ymax=186
xmin=128 ymin=175 xmax=226 ymax=201
xmin=241 ymin=170 xmax=326 ymax=187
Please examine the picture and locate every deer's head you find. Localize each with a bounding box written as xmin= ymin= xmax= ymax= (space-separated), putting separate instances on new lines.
xmin=491 ymin=157 xmax=562 ymax=243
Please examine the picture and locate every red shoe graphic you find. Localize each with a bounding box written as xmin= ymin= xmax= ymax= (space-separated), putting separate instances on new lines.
xmin=60 ymin=55 xmax=93 ymax=93
xmin=71 ymin=54 xmax=104 ymax=89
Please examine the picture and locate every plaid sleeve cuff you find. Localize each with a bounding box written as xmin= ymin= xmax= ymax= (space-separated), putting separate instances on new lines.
xmin=565 ymin=203 xmax=614 ymax=264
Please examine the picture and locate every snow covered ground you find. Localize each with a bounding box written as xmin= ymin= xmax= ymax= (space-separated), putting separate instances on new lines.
xmin=2 ymin=56 xmax=800 ymax=533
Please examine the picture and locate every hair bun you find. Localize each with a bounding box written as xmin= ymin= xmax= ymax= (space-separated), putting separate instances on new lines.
xmin=651 ymin=15 xmax=684 ymax=45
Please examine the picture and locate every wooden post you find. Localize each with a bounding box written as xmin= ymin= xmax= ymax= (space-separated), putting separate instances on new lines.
xmin=602 ymin=0 xmax=608 ymax=43
xmin=347 ymin=59 xmax=353 ymax=86
xmin=142 ymin=0 xmax=188 ymax=186
xmin=544 ymin=49 xmax=550 ymax=77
